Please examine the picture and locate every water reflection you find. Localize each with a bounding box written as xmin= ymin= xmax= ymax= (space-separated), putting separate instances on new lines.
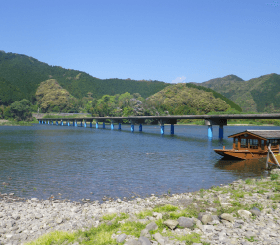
xmin=215 ymin=158 xmax=267 ymax=177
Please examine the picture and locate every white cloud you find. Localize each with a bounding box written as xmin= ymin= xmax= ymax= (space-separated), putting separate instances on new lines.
xmin=171 ymin=76 xmax=186 ymax=84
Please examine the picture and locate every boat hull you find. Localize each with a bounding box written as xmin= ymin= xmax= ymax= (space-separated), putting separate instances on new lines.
xmin=214 ymin=149 xmax=275 ymax=160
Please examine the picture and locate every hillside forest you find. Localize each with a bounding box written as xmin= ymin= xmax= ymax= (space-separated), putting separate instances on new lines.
xmin=0 ymin=51 xmax=243 ymax=122
xmin=198 ymin=73 xmax=280 ymax=113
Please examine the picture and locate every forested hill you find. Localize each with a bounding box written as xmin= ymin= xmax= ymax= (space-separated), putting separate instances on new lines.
xmin=146 ymin=83 xmax=242 ymax=115
xmin=197 ymin=73 xmax=280 ymax=112
xmin=0 ymin=51 xmax=169 ymax=105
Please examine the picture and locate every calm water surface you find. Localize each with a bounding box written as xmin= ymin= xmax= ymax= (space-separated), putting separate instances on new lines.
xmin=0 ymin=124 xmax=278 ymax=202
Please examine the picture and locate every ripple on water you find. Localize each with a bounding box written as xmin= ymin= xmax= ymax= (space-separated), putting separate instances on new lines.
xmin=0 ymin=124 xmax=278 ymax=201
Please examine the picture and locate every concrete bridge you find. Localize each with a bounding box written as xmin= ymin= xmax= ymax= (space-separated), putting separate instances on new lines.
xmin=37 ymin=113 xmax=280 ymax=139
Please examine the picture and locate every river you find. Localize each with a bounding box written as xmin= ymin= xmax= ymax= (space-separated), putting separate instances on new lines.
xmin=0 ymin=124 xmax=277 ymax=202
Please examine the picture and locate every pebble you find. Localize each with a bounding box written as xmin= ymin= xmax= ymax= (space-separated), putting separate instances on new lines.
xmin=0 ymin=169 xmax=280 ymax=244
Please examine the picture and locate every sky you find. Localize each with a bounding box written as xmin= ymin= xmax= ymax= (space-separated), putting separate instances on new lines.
xmin=0 ymin=0 xmax=279 ymax=84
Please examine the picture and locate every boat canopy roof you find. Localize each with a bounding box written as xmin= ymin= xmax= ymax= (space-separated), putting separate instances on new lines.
xmin=228 ymin=130 xmax=280 ymax=140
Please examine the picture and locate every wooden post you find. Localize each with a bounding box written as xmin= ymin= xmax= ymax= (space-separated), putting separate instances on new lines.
xmin=266 ymin=144 xmax=270 ymax=170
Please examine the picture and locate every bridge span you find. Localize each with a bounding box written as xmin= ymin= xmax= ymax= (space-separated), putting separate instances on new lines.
xmin=37 ymin=113 xmax=280 ymax=139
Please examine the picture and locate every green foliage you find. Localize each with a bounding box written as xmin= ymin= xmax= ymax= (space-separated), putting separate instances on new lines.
xmin=35 ymin=79 xmax=79 ymax=113
xmin=270 ymin=174 xmax=279 ymax=181
xmin=4 ymin=99 xmax=33 ymax=121
xmin=185 ymin=83 xmax=242 ymax=112
xmin=27 ymin=213 xmax=143 ymax=245
xmin=0 ymin=51 xmax=169 ymax=106
xmin=245 ymin=236 xmax=258 ymax=242
xmin=90 ymin=92 xmax=148 ymax=118
xmin=3 ymin=106 xmax=12 ymax=119
xmin=0 ymin=77 xmax=24 ymax=105
xmin=250 ymin=74 xmax=280 ymax=112
xmin=0 ymin=105 xmax=3 ymax=118
xmin=200 ymin=73 xmax=280 ymax=112
xmin=245 ymin=179 xmax=253 ymax=185
xmin=184 ymin=233 xmax=202 ymax=244
xmin=102 ymin=213 xmax=117 ymax=221
xmin=147 ymin=83 xmax=233 ymax=115
xmin=153 ymin=204 xmax=178 ymax=213
xmin=135 ymin=210 xmax=153 ymax=219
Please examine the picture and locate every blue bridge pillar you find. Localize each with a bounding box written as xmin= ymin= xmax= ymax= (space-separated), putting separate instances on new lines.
xmin=208 ymin=125 xmax=213 ymax=138
xmin=80 ymin=121 xmax=82 ymax=127
xmin=161 ymin=123 xmax=164 ymax=135
xmin=131 ymin=124 xmax=134 ymax=132
xmin=96 ymin=122 xmax=99 ymax=129
xmin=84 ymin=121 xmax=87 ymax=127
xmin=205 ymin=119 xmax=226 ymax=139
xmin=103 ymin=122 xmax=105 ymax=129
xmin=139 ymin=124 xmax=142 ymax=132
xmin=67 ymin=121 xmax=70 ymax=126
xmin=171 ymin=124 xmax=174 ymax=135
xmin=45 ymin=120 xmax=47 ymax=124
xmin=75 ymin=120 xmax=77 ymax=127
xmin=56 ymin=121 xmax=58 ymax=126
xmin=48 ymin=120 xmax=50 ymax=125
xmin=111 ymin=123 xmax=114 ymax=130
xmin=52 ymin=120 xmax=53 ymax=125
xmin=118 ymin=123 xmax=121 ymax=130
xmin=219 ymin=125 xmax=223 ymax=139
xmin=90 ymin=122 xmax=92 ymax=128
xmin=61 ymin=120 xmax=64 ymax=126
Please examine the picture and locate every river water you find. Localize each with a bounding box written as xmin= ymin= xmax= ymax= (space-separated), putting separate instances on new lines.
xmin=0 ymin=124 xmax=278 ymax=202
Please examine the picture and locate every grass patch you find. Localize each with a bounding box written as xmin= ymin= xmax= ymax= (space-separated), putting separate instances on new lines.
xmin=231 ymin=189 xmax=246 ymax=199
xmin=26 ymin=231 xmax=76 ymax=245
xmin=153 ymin=204 xmax=178 ymax=213
xmin=183 ymin=233 xmax=204 ymax=244
xmin=271 ymin=194 xmax=280 ymax=201
xmin=102 ymin=213 xmax=117 ymax=221
xmin=0 ymin=119 xmax=38 ymax=126
xmin=135 ymin=210 xmax=153 ymax=219
xmin=245 ymin=179 xmax=253 ymax=185
xmin=27 ymin=214 xmax=143 ymax=245
xmin=271 ymin=174 xmax=279 ymax=181
xmin=245 ymin=236 xmax=258 ymax=242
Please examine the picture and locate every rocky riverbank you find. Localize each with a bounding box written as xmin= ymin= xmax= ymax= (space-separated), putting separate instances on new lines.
xmin=1 ymin=169 xmax=280 ymax=245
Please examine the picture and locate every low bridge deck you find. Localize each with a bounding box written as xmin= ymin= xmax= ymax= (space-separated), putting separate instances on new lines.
xmin=37 ymin=113 xmax=280 ymax=139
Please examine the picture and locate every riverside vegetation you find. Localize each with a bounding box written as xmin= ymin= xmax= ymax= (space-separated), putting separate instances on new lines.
xmin=1 ymin=169 xmax=280 ymax=245
xmin=1 ymin=77 xmax=242 ymax=125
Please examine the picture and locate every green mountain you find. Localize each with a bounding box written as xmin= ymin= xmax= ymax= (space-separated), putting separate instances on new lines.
xmin=0 ymin=77 xmax=25 ymax=105
xmin=0 ymin=51 xmax=169 ymax=105
xmin=196 ymin=73 xmax=280 ymax=112
xmin=146 ymin=83 xmax=241 ymax=115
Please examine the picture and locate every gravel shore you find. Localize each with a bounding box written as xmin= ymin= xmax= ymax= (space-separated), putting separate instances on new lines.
xmin=1 ymin=169 xmax=280 ymax=245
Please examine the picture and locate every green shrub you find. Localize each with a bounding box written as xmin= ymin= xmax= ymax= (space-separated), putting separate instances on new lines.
xmin=271 ymin=174 xmax=279 ymax=181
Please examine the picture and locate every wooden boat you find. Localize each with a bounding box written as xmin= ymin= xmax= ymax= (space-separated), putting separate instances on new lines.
xmin=214 ymin=130 xmax=280 ymax=160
